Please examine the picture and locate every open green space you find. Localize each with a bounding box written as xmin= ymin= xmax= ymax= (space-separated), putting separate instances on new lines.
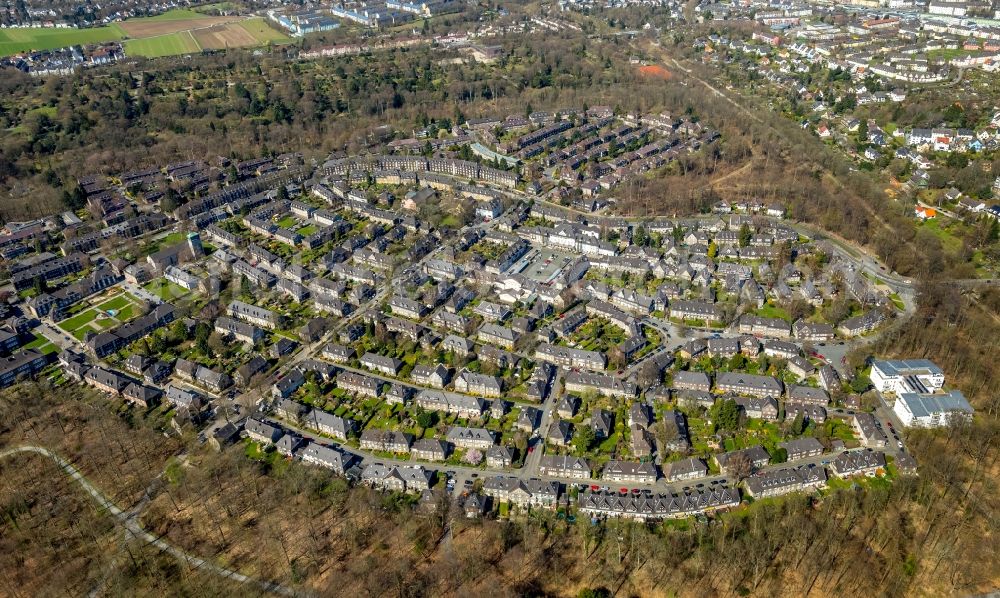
xmin=125 ymin=31 xmax=200 ymax=58
xmin=240 ymin=18 xmax=293 ymax=43
xmin=754 ymin=303 xmax=790 ymax=321
xmin=59 ymin=309 xmax=99 ymax=332
xmin=275 ymin=215 xmax=299 ymax=229
xmin=144 ymin=278 xmax=190 ymax=301
xmin=160 ymin=231 xmax=190 ymax=246
xmin=139 ymin=9 xmax=209 ymax=21
xmin=0 ymin=24 xmax=125 ymax=55
xmin=917 ymin=218 xmax=963 ymax=253
xmin=22 ymin=334 xmax=56 ymax=355
xmin=96 ymin=295 xmax=132 ymax=312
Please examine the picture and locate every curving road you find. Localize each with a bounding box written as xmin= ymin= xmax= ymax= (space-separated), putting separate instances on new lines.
xmin=0 ymin=445 xmax=306 ymax=598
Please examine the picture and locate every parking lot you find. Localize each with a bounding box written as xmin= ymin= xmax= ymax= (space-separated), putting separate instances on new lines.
xmin=516 ymin=248 xmax=575 ymax=284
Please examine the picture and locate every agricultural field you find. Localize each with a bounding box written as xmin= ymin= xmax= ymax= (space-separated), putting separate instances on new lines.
xmin=0 ymin=9 xmax=289 ymax=58
xmin=124 ymin=31 xmax=200 ymax=58
xmin=118 ymin=13 xmax=242 ymax=38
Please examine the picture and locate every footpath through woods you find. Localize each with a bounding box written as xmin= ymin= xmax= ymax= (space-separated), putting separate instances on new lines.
xmin=0 ymin=445 xmax=308 ymax=598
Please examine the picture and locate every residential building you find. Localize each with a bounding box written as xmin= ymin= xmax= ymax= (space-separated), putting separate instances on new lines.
xmin=446 ymin=426 xmax=496 ymax=450
xmin=664 ymin=457 xmax=708 ymax=482
xmin=744 ymin=466 xmax=827 ymax=498
xmin=359 ymin=429 xmax=413 ymax=453
xmin=715 ymin=445 xmax=770 ymax=473
xmin=779 ymin=437 xmax=824 ymax=461
xmin=360 ymin=352 xmax=403 ymax=376
xmin=893 ymin=390 xmax=973 ymax=428
xmin=483 ymin=476 xmax=559 ymax=508
xmin=411 ymin=438 xmax=450 ymax=461
xmin=453 ymin=370 xmax=502 ymax=397
xmin=577 ymin=487 xmax=740 ymax=520
xmin=227 ymin=300 xmax=280 ymax=329
xmin=870 ymin=359 xmax=945 ymax=395
xmin=538 ymin=455 xmax=591 ymax=479
xmin=831 ymin=450 xmax=886 ymax=478
xmin=602 ymin=460 xmax=658 ymax=484
xmin=716 ymin=372 xmax=783 ymax=398
xmin=672 ymin=370 xmax=711 ymax=392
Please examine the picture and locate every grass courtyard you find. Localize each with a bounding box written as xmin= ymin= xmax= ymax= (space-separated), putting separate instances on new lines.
xmin=57 ymin=289 xmax=147 ymax=340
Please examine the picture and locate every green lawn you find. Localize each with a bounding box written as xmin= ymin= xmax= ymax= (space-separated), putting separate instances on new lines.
xmin=22 ymin=334 xmax=50 ymax=351
xmin=73 ymin=326 xmax=95 ymax=341
xmin=143 ymin=278 xmax=190 ymax=301
xmin=116 ymin=304 xmax=137 ymax=321
xmin=0 ymin=24 xmax=125 ymax=55
xmin=139 ymin=9 xmax=209 ymax=21
xmin=239 ymin=18 xmax=293 ymax=43
xmin=754 ymin=303 xmax=790 ymax=322
xmin=889 ymin=293 xmax=905 ymax=311
xmin=160 ymin=231 xmax=189 ymax=246
xmin=917 ymin=219 xmax=962 ymax=253
xmin=275 ymin=215 xmax=298 ymax=229
xmin=97 ymin=295 xmax=131 ymax=312
xmin=125 ymin=31 xmax=200 ymax=58
xmin=59 ymin=309 xmax=99 ymax=332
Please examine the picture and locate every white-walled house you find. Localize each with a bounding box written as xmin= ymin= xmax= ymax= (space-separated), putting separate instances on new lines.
xmin=893 ymin=390 xmax=973 ymax=427
xmin=870 ymin=359 xmax=944 ymax=395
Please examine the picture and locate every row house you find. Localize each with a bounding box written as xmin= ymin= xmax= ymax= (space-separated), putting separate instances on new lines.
xmin=446 ymin=426 xmax=496 ymax=450
xmin=304 ymin=409 xmax=356 ymax=441
xmin=738 ymin=315 xmax=791 ymax=338
xmin=602 ymin=460 xmax=658 ymax=484
xmin=716 ymin=372 xmax=784 ymax=399
xmin=453 ymin=370 xmax=502 ymax=397
xmin=361 ymin=463 xmax=432 ymax=492
xmin=227 ymin=300 xmax=280 ymax=329
xmin=338 ymin=371 xmax=383 ymax=397
xmin=831 ymin=450 xmax=886 ymax=478
xmin=175 ymin=358 xmax=232 ymax=393
xmin=478 ymin=322 xmax=519 ymax=349
xmin=411 ymin=439 xmax=449 ymax=461
xmin=359 ymin=430 xmax=413 ymax=454
xmin=744 ymin=466 xmax=827 ymax=499
xmin=359 ymin=352 xmax=403 ymax=376
xmin=388 ymin=295 xmax=427 ymax=320
xmin=411 ymin=363 xmax=450 ymax=388
xmin=300 ymin=442 xmax=355 ymax=476
xmin=538 ymin=455 xmax=591 ymax=479
xmin=86 ymin=303 xmax=175 ymax=358
xmin=577 ymin=487 xmax=740 ymax=521
xmin=664 ymin=457 xmax=709 ymax=482
xmin=715 ymin=445 xmax=771 ymax=474
xmin=672 ymin=370 xmax=711 ymax=392
xmin=779 ymin=437 xmax=824 ymax=461
xmin=564 ymin=371 xmax=637 ymax=398
xmin=669 ymin=300 xmax=721 ymax=323
xmin=483 ymin=477 xmax=559 ymax=509
xmin=233 ymin=259 xmax=277 ymax=288
xmin=785 ymin=401 xmax=828 ymax=425
xmin=534 ymin=343 xmax=606 ymax=372
xmin=414 ymin=390 xmax=486 ymax=418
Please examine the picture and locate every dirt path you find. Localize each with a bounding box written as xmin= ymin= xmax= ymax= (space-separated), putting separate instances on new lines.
xmin=0 ymin=445 xmax=308 ymax=598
